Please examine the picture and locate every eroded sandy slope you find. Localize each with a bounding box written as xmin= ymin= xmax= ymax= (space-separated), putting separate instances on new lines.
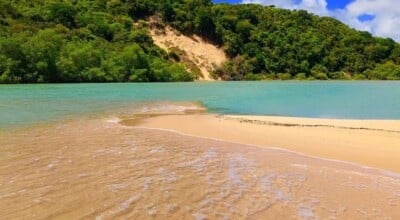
xmin=148 ymin=18 xmax=227 ymax=81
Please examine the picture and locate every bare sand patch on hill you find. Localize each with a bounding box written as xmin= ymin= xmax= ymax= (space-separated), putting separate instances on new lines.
xmin=148 ymin=18 xmax=227 ymax=81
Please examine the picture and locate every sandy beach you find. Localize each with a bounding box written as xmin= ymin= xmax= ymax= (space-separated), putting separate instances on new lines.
xmin=1 ymin=109 xmax=400 ymax=219
xmin=124 ymin=114 xmax=400 ymax=173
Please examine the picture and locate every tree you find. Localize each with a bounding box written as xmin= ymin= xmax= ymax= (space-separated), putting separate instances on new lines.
xmin=23 ymin=29 xmax=64 ymax=82
xmin=195 ymin=9 xmax=218 ymax=42
xmin=235 ymin=19 xmax=253 ymax=41
xmin=365 ymin=61 xmax=400 ymax=80
xmin=47 ymin=2 xmax=77 ymax=28
xmin=57 ymin=41 xmax=104 ymax=82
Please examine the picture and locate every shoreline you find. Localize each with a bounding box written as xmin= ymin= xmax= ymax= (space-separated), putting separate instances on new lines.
xmin=132 ymin=126 xmax=400 ymax=179
xmin=122 ymin=113 xmax=400 ymax=173
xmin=3 ymin=113 xmax=400 ymax=219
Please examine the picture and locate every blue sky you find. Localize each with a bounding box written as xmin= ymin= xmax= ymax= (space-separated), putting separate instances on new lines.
xmin=212 ymin=0 xmax=400 ymax=41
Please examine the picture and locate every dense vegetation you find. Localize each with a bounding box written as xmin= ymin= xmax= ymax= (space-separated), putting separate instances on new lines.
xmin=154 ymin=1 xmax=400 ymax=80
xmin=1 ymin=0 xmax=400 ymax=83
xmin=0 ymin=0 xmax=195 ymax=83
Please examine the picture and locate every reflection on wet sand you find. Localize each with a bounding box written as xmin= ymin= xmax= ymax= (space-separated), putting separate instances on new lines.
xmin=1 ymin=112 xmax=399 ymax=219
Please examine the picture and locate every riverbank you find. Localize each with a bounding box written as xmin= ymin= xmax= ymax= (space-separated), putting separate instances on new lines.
xmin=123 ymin=114 xmax=400 ymax=173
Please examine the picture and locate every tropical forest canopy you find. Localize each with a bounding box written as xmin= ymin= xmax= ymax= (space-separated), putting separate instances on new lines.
xmin=0 ymin=0 xmax=399 ymax=83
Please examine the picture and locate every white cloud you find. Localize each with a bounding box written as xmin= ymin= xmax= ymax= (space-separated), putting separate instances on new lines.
xmin=241 ymin=0 xmax=400 ymax=41
xmin=344 ymin=0 xmax=400 ymax=41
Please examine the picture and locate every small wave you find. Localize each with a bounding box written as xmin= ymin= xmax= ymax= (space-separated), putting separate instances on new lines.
xmin=106 ymin=117 xmax=122 ymax=124
xmin=123 ymin=101 xmax=206 ymax=115
xmin=116 ymin=101 xmax=207 ymax=126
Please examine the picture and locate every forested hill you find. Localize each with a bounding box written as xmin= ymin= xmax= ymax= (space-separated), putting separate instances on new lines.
xmin=1 ymin=1 xmax=400 ymax=83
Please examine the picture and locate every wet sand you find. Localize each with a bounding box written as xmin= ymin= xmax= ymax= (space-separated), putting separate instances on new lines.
xmin=1 ymin=105 xmax=400 ymax=219
xmin=129 ymin=114 xmax=400 ymax=173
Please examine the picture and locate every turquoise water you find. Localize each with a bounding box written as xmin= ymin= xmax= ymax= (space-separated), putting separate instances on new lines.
xmin=1 ymin=81 xmax=400 ymax=129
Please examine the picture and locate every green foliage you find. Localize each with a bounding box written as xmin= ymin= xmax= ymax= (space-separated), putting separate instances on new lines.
xmin=157 ymin=3 xmax=400 ymax=80
xmin=243 ymin=73 xmax=265 ymax=81
xmin=277 ymin=73 xmax=292 ymax=80
xmin=365 ymin=61 xmax=400 ymax=80
xmin=0 ymin=0 xmax=193 ymax=83
xmin=294 ymin=73 xmax=307 ymax=80
xmin=47 ymin=2 xmax=77 ymax=28
xmin=352 ymin=73 xmax=367 ymax=80
xmin=311 ymin=64 xmax=329 ymax=80
xmin=195 ymin=8 xmax=218 ymax=42
xmin=327 ymin=72 xmax=346 ymax=80
xmin=57 ymin=40 xmax=104 ymax=82
xmin=235 ymin=19 xmax=253 ymax=41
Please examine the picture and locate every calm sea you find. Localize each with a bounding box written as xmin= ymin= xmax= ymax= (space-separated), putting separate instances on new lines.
xmin=1 ymin=81 xmax=400 ymax=129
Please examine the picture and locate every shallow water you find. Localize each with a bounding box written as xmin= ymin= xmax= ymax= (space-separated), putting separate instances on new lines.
xmin=1 ymin=111 xmax=399 ymax=219
xmin=1 ymin=83 xmax=400 ymax=219
xmin=1 ymin=81 xmax=400 ymax=129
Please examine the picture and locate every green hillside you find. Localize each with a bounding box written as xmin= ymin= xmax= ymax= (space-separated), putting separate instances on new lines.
xmin=1 ymin=0 xmax=399 ymax=83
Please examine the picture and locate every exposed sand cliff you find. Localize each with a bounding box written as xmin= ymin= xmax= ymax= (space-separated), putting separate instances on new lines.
xmin=148 ymin=18 xmax=227 ymax=81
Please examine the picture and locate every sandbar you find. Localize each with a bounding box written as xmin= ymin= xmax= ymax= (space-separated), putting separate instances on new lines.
xmin=126 ymin=114 xmax=400 ymax=172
